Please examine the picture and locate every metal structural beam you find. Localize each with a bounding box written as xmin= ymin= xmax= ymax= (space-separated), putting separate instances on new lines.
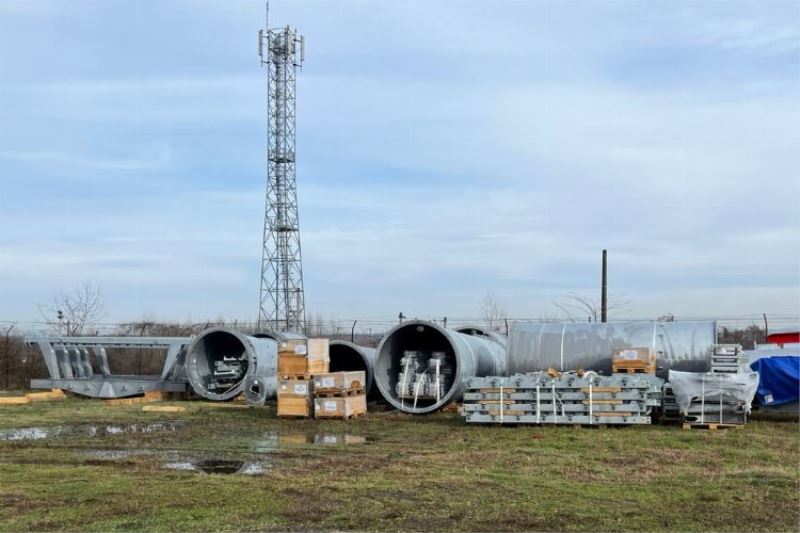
xmin=24 ymin=336 xmax=191 ymax=399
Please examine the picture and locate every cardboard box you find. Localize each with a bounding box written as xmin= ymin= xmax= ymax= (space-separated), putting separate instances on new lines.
xmin=313 ymin=371 xmax=366 ymax=395
xmin=314 ymin=394 xmax=367 ymax=419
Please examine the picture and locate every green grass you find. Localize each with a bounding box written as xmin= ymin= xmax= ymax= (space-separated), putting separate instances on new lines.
xmin=0 ymin=398 xmax=797 ymax=532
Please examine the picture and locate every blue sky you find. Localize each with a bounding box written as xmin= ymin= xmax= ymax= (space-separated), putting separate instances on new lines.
xmin=1 ymin=0 xmax=798 ymax=325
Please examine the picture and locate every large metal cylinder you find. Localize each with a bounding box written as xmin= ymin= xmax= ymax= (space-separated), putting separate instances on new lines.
xmin=186 ymin=327 xmax=278 ymax=401
xmin=374 ymin=320 xmax=507 ymax=414
xmin=329 ymin=340 xmax=378 ymax=398
xmin=507 ymin=320 xmax=717 ymax=377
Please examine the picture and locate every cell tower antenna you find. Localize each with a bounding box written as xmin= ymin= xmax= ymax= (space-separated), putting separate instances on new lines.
xmin=257 ymin=12 xmax=306 ymax=333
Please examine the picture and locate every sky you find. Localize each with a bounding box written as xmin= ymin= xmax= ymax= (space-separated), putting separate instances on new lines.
xmin=0 ymin=0 xmax=799 ymax=327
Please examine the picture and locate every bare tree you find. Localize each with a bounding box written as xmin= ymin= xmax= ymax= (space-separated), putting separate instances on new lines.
xmin=480 ymin=292 xmax=507 ymax=331
xmin=553 ymin=292 xmax=631 ymax=323
xmin=40 ymin=282 xmax=105 ymax=335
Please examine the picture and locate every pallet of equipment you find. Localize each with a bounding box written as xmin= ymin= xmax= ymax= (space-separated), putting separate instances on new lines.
xmin=463 ymin=372 xmax=663 ymax=426
xmin=314 ymin=394 xmax=367 ymax=419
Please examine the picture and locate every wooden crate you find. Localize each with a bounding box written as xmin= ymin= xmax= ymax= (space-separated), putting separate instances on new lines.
xmin=277 ymin=379 xmax=314 ymax=418
xmin=612 ymin=347 xmax=656 ymax=374
xmin=314 ymin=394 xmax=367 ymax=419
xmin=278 ymin=338 xmax=308 ymax=354
xmin=278 ymin=396 xmax=313 ymax=418
xmin=313 ymin=371 xmax=366 ymax=396
xmin=277 ymin=338 xmax=330 ymax=377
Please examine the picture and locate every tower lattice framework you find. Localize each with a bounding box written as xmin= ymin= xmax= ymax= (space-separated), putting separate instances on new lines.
xmin=258 ymin=25 xmax=306 ymax=333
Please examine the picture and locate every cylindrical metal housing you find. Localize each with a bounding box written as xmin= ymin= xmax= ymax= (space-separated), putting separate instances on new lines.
xmin=329 ymin=340 xmax=378 ymax=398
xmin=186 ymin=327 xmax=278 ymax=401
xmin=507 ymin=320 xmax=717 ymax=377
xmin=374 ymin=320 xmax=507 ymax=414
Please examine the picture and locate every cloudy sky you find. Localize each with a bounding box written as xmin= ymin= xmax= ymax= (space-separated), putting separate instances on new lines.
xmin=0 ymin=0 xmax=798 ymax=326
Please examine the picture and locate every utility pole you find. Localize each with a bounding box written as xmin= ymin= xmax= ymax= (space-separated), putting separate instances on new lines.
xmin=601 ymin=249 xmax=608 ymax=323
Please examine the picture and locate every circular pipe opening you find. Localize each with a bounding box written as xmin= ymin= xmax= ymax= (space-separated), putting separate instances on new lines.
xmin=375 ymin=322 xmax=459 ymax=414
xmin=329 ymin=341 xmax=373 ymax=394
xmin=186 ymin=329 xmax=252 ymax=401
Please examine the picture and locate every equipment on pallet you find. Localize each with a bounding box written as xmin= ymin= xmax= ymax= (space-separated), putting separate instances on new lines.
xmin=374 ymin=321 xmax=507 ymax=414
xmin=313 ymin=371 xmax=367 ymax=419
xmin=463 ymin=372 xmax=664 ymax=425
xmin=24 ymin=336 xmax=191 ymax=399
xmin=709 ymin=344 xmax=747 ymax=374
xmin=668 ymin=370 xmax=759 ymax=427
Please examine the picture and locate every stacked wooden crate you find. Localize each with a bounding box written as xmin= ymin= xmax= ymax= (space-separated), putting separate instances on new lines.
xmin=463 ymin=372 xmax=663 ymax=425
xmin=277 ymin=338 xmax=330 ymax=418
xmin=312 ymin=371 xmax=367 ymax=419
xmin=612 ymin=347 xmax=656 ymax=374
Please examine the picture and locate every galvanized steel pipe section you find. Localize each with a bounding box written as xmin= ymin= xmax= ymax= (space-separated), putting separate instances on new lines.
xmin=329 ymin=340 xmax=377 ymax=398
xmin=507 ymin=320 xmax=717 ymax=377
xmin=186 ymin=327 xmax=278 ymax=401
xmin=374 ymin=320 xmax=507 ymax=414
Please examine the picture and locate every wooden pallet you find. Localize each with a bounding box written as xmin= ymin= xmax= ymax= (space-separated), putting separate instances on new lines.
xmin=280 ymin=373 xmax=316 ymax=380
xmin=314 ymin=389 xmax=365 ymax=398
xmin=682 ymin=422 xmax=744 ymax=431
xmin=612 ymin=366 xmax=655 ymax=374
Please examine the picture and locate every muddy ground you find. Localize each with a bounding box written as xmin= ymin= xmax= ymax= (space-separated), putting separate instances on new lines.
xmin=0 ymin=398 xmax=797 ymax=532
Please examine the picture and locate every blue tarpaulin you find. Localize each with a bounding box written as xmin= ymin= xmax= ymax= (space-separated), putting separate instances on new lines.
xmin=749 ymin=356 xmax=800 ymax=406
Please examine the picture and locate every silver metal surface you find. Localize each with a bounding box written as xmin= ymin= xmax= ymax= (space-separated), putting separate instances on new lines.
xmin=24 ymin=336 xmax=191 ymax=399
xmin=463 ymin=372 xmax=663 ymax=425
xmin=329 ymin=340 xmax=378 ymax=398
xmin=185 ymin=327 xmax=278 ymax=401
xmin=507 ymin=321 xmax=717 ymax=377
xmin=374 ymin=320 xmax=507 ymax=414
xmin=257 ymin=24 xmax=307 ymax=333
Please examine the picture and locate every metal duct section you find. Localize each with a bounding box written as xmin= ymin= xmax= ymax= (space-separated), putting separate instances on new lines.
xmin=374 ymin=320 xmax=507 ymax=414
xmin=186 ymin=327 xmax=278 ymax=401
xmin=507 ymin=320 xmax=717 ymax=377
xmin=329 ymin=340 xmax=378 ymax=399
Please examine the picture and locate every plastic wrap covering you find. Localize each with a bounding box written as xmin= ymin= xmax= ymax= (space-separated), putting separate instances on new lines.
xmin=668 ymin=370 xmax=759 ymax=416
xmin=508 ymin=321 xmax=717 ymax=377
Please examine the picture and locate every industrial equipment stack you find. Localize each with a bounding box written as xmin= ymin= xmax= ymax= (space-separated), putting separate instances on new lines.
xmin=709 ymin=344 xmax=748 ymax=374
xmin=462 ymin=371 xmax=664 ymax=425
xmin=277 ymin=338 xmax=329 ymax=418
xmin=668 ymin=370 xmax=759 ymax=430
xmin=313 ymin=371 xmax=367 ymax=419
xmin=668 ymin=344 xmax=758 ymax=430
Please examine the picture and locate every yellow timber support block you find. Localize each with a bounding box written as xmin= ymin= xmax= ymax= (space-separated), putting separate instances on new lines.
xmin=0 ymin=396 xmax=32 ymax=406
xmin=142 ymin=405 xmax=186 ymax=413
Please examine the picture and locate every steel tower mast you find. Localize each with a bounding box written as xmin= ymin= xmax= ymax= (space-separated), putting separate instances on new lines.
xmin=257 ymin=22 xmax=306 ymax=333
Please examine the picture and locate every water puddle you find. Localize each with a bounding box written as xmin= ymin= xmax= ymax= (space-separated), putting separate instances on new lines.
xmin=254 ymin=431 xmax=370 ymax=451
xmin=164 ymin=459 xmax=267 ymax=475
xmin=0 ymin=422 xmax=183 ymax=441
